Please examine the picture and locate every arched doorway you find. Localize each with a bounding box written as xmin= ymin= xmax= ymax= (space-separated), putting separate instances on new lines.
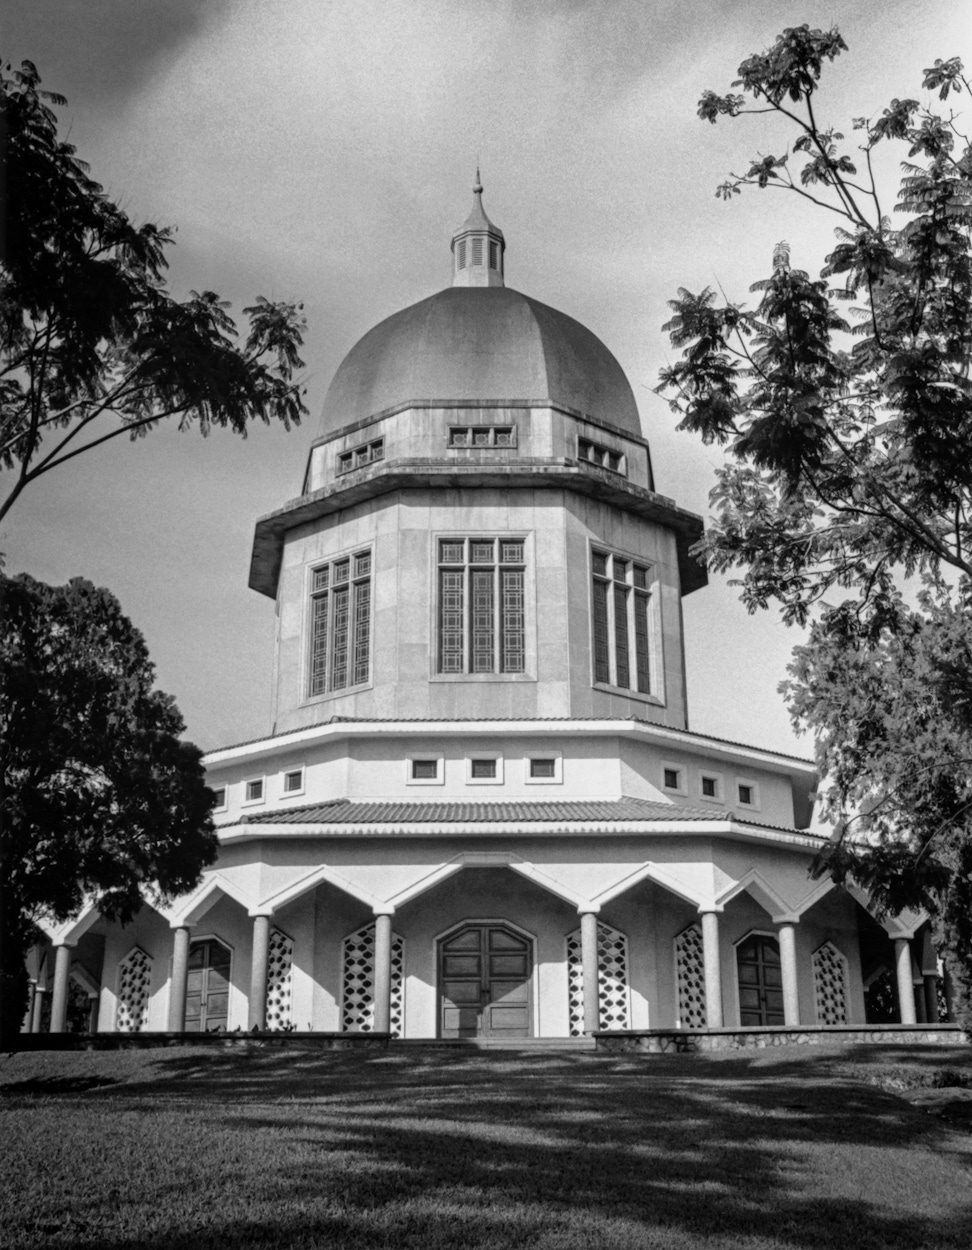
xmin=736 ymin=933 xmax=785 ymax=1026
xmin=438 ymin=923 xmax=532 ymax=1039
xmin=185 ymin=938 xmax=231 ymax=1032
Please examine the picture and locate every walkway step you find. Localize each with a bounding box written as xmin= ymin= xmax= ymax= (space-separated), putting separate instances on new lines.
xmin=392 ymin=1037 xmax=597 ymax=1052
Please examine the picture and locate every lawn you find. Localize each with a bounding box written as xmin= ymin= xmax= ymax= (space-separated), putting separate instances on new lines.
xmin=1 ymin=1044 xmax=971 ymax=1250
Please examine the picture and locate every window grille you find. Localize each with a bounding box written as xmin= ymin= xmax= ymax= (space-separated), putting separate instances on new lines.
xmin=591 ymin=549 xmax=652 ymax=694
xmin=266 ymin=928 xmax=294 ymax=1029
xmin=675 ymin=925 xmax=707 ymax=1029
xmin=437 ymin=537 xmax=526 ymax=674
xmin=309 ymin=550 xmax=372 ymax=696
xmin=449 ymin=426 xmax=516 ymax=448
xmin=566 ymin=922 xmax=630 ymax=1035
xmin=342 ymin=924 xmax=404 ymax=1037
xmin=472 ymin=237 xmax=483 ymax=265
xmin=116 ymin=948 xmax=152 ymax=1033
xmin=813 ymin=942 xmax=849 ymax=1024
xmin=578 ymin=437 xmax=624 ymax=474
xmin=337 ymin=438 xmax=383 ymax=476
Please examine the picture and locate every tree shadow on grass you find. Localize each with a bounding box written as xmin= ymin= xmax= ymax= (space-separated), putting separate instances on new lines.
xmin=5 ymin=1047 xmax=972 ymax=1249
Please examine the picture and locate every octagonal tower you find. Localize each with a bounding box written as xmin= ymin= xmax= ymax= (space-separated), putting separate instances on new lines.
xmin=250 ymin=181 xmax=706 ymax=733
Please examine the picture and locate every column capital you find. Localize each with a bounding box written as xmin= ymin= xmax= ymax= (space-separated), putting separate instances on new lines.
xmin=697 ymin=904 xmax=723 ymax=916
xmin=372 ymin=904 xmax=396 ymax=917
xmin=772 ymin=914 xmax=800 ymax=927
xmin=247 ymin=909 xmax=275 ymax=920
xmin=52 ymin=939 xmax=77 ymax=949
xmin=169 ymin=920 xmax=195 ymax=931
xmin=576 ymin=903 xmax=600 ymax=916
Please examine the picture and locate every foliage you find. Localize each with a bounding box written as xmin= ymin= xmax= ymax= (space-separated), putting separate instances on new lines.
xmin=0 ymin=573 xmax=217 ymax=1042
xmin=659 ymin=27 xmax=972 ymax=1030
xmin=0 ymin=60 xmax=307 ymax=524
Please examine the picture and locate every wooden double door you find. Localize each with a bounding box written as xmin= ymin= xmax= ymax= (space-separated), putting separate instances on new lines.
xmin=185 ymin=938 xmax=231 ymax=1032
xmin=737 ymin=934 xmax=785 ymax=1026
xmin=439 ymin=924 xmax=532 ymax=1038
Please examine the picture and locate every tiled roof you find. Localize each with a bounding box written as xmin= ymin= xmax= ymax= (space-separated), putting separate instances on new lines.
xmin=245 ymin=797 xmax=737 ymax=825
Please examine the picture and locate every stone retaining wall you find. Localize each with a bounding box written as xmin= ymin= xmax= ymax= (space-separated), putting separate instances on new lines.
xmin=11 ymin=1031 xmax=391 ymax=1053
xmin=593 ymin=1024 xmax=967 ymax=1054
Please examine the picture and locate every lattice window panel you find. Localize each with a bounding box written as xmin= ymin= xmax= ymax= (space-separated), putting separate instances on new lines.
xmin=566 ymin=922 xmax=630 ymax=1036
xmin=266 ymin=927 xmax=294 ymax=1029
xmin=116 ymin=947 xmax=152 ymax=1032
xmin=813 ymin=941 xmax=849 ymax=1025
xmin=341 ymin=924 xmax=404 ymax=1037
xmin=675 ymin=923 xmax=707 ymax=1030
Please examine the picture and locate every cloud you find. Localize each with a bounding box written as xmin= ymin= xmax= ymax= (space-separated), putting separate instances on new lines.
xmin=4 ymin=0 xmax=230 ymax=106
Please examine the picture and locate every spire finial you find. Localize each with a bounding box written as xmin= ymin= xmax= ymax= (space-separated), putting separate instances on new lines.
xmin=474 ymin=163 xmax=482 ymax=195
xmin=451 ymin=171 xmax=505 ymax=288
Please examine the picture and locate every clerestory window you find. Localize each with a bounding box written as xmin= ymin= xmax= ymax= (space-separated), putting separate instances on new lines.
xmin=438 ymin=537 xmax=526 ymax=675
xmin=591 ymin=549 xmax=653 ymax=694
xmin=308 ymin=550 xmax=372 ymax=697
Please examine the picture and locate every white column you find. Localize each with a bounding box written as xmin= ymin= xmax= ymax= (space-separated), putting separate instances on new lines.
xmin=31 ymin=985 xmax=46 ymax=1033
xmin=700 ymin=910 xmax=724 ymax=1028
xmin=49 ymin=944 xmax=73 ymax=1033
xmin=579 ymin=909 xmax=600 ymax=1034
xmin=249 ymin=914 xmax=272 ymax=1030
xmin=894 ymin=938 xmax=917 ymax=1025
xmin=373 ymin=911 xmax=393 ymax=1034
xmin=168 ymin=926 xmax=191 ymax=1032
xmin=777 ymin=922 xmax=800 ymax=1026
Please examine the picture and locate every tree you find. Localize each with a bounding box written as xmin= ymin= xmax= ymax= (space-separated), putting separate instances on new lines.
xmin=0 ymin=573 xmax=218 ymax=1044
xmin=0 ymin=60 xmax=307 ymax=524
xmin=658 ymin=27 xmax=972 ymax=1031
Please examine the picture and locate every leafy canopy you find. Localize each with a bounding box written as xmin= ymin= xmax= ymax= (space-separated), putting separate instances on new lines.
xmin=659 ymin=28 xmax=972 ymax=1030
xmin=0 ymin=572 xmax=218 ymax=1041
xmin=0 ymin=60 xmax=308 ymax=524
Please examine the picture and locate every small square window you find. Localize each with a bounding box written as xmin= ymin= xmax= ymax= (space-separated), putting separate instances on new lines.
xmin=699 ymin=774 xmax=724 ymax=802
xmin=284 ymin=769 xmax=304 ymax=794
xmin=592 ymin=551 xmax=608 ymax=576
xmin=738 ymin=783 xmax=753 ymax=806
xmin=530 ymin=758 xmax=556 ymax=779
xmin=211 ymin=786 xmax=227 ymax=810
xmin=333 ymin=559 xmax=350 ymax=585
xmin=663 ymin=768 xmax=680 ymax=790
xmin=470 ymin=540 xmax=494 ymax=563
xmin=473 ymin=428 xmax=491 ymax=447
xmin=471 ymin=758 xmax=497 ymax=779
xmin=244 ymin=778 xmax=265 ymax=804
xmin=370 ymin=440 xmax=384 ymax=461
xmin=440 ymin=539 xmax=464 ymax=563
xmin=494 ymin=427 xmax=514 ymax=447
xmin=501 ymin=541 xmax=524 ymax=563
xmin=411 ymin=759 xmax=438 ymax=781
xmin=338 ymin=451 xmax=353 ymax=473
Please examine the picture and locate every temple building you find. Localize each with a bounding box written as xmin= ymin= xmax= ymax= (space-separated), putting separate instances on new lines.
xmin=30 ymin=180 xmax=950 ymax=1043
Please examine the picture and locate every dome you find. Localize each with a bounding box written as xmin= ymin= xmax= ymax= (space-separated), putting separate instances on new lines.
xmin=319 ymin=285 xmax=643 ymax=437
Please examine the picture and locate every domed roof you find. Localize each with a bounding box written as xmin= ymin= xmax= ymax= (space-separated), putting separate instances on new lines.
xmin=319 ymin=285 xmax=642 ymax=437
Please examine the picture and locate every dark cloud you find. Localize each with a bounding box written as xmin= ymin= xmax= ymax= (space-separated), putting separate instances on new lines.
xmin=4 ymin=0 xmax=229 ymax=106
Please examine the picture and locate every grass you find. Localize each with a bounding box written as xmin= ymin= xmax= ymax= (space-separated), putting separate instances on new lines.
xmin=1 ymin=1043 xmax=971 ymax=1250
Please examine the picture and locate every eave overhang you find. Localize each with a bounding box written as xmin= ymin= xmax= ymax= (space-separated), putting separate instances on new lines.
xmin=216 ymin=816 xmax=825 ymax=852
xmin=249 ymin=458 xmax=706 ymax=599
xmin=204 ymin=717 xmax=815 ymax=780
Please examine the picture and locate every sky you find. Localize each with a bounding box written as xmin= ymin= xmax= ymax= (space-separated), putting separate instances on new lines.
xmin=4 ymin=0 xmax=970 ymax=756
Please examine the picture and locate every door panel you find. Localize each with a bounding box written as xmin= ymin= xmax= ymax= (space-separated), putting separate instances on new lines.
xmin=439 ymin=924 xmax=532 ymax=1038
